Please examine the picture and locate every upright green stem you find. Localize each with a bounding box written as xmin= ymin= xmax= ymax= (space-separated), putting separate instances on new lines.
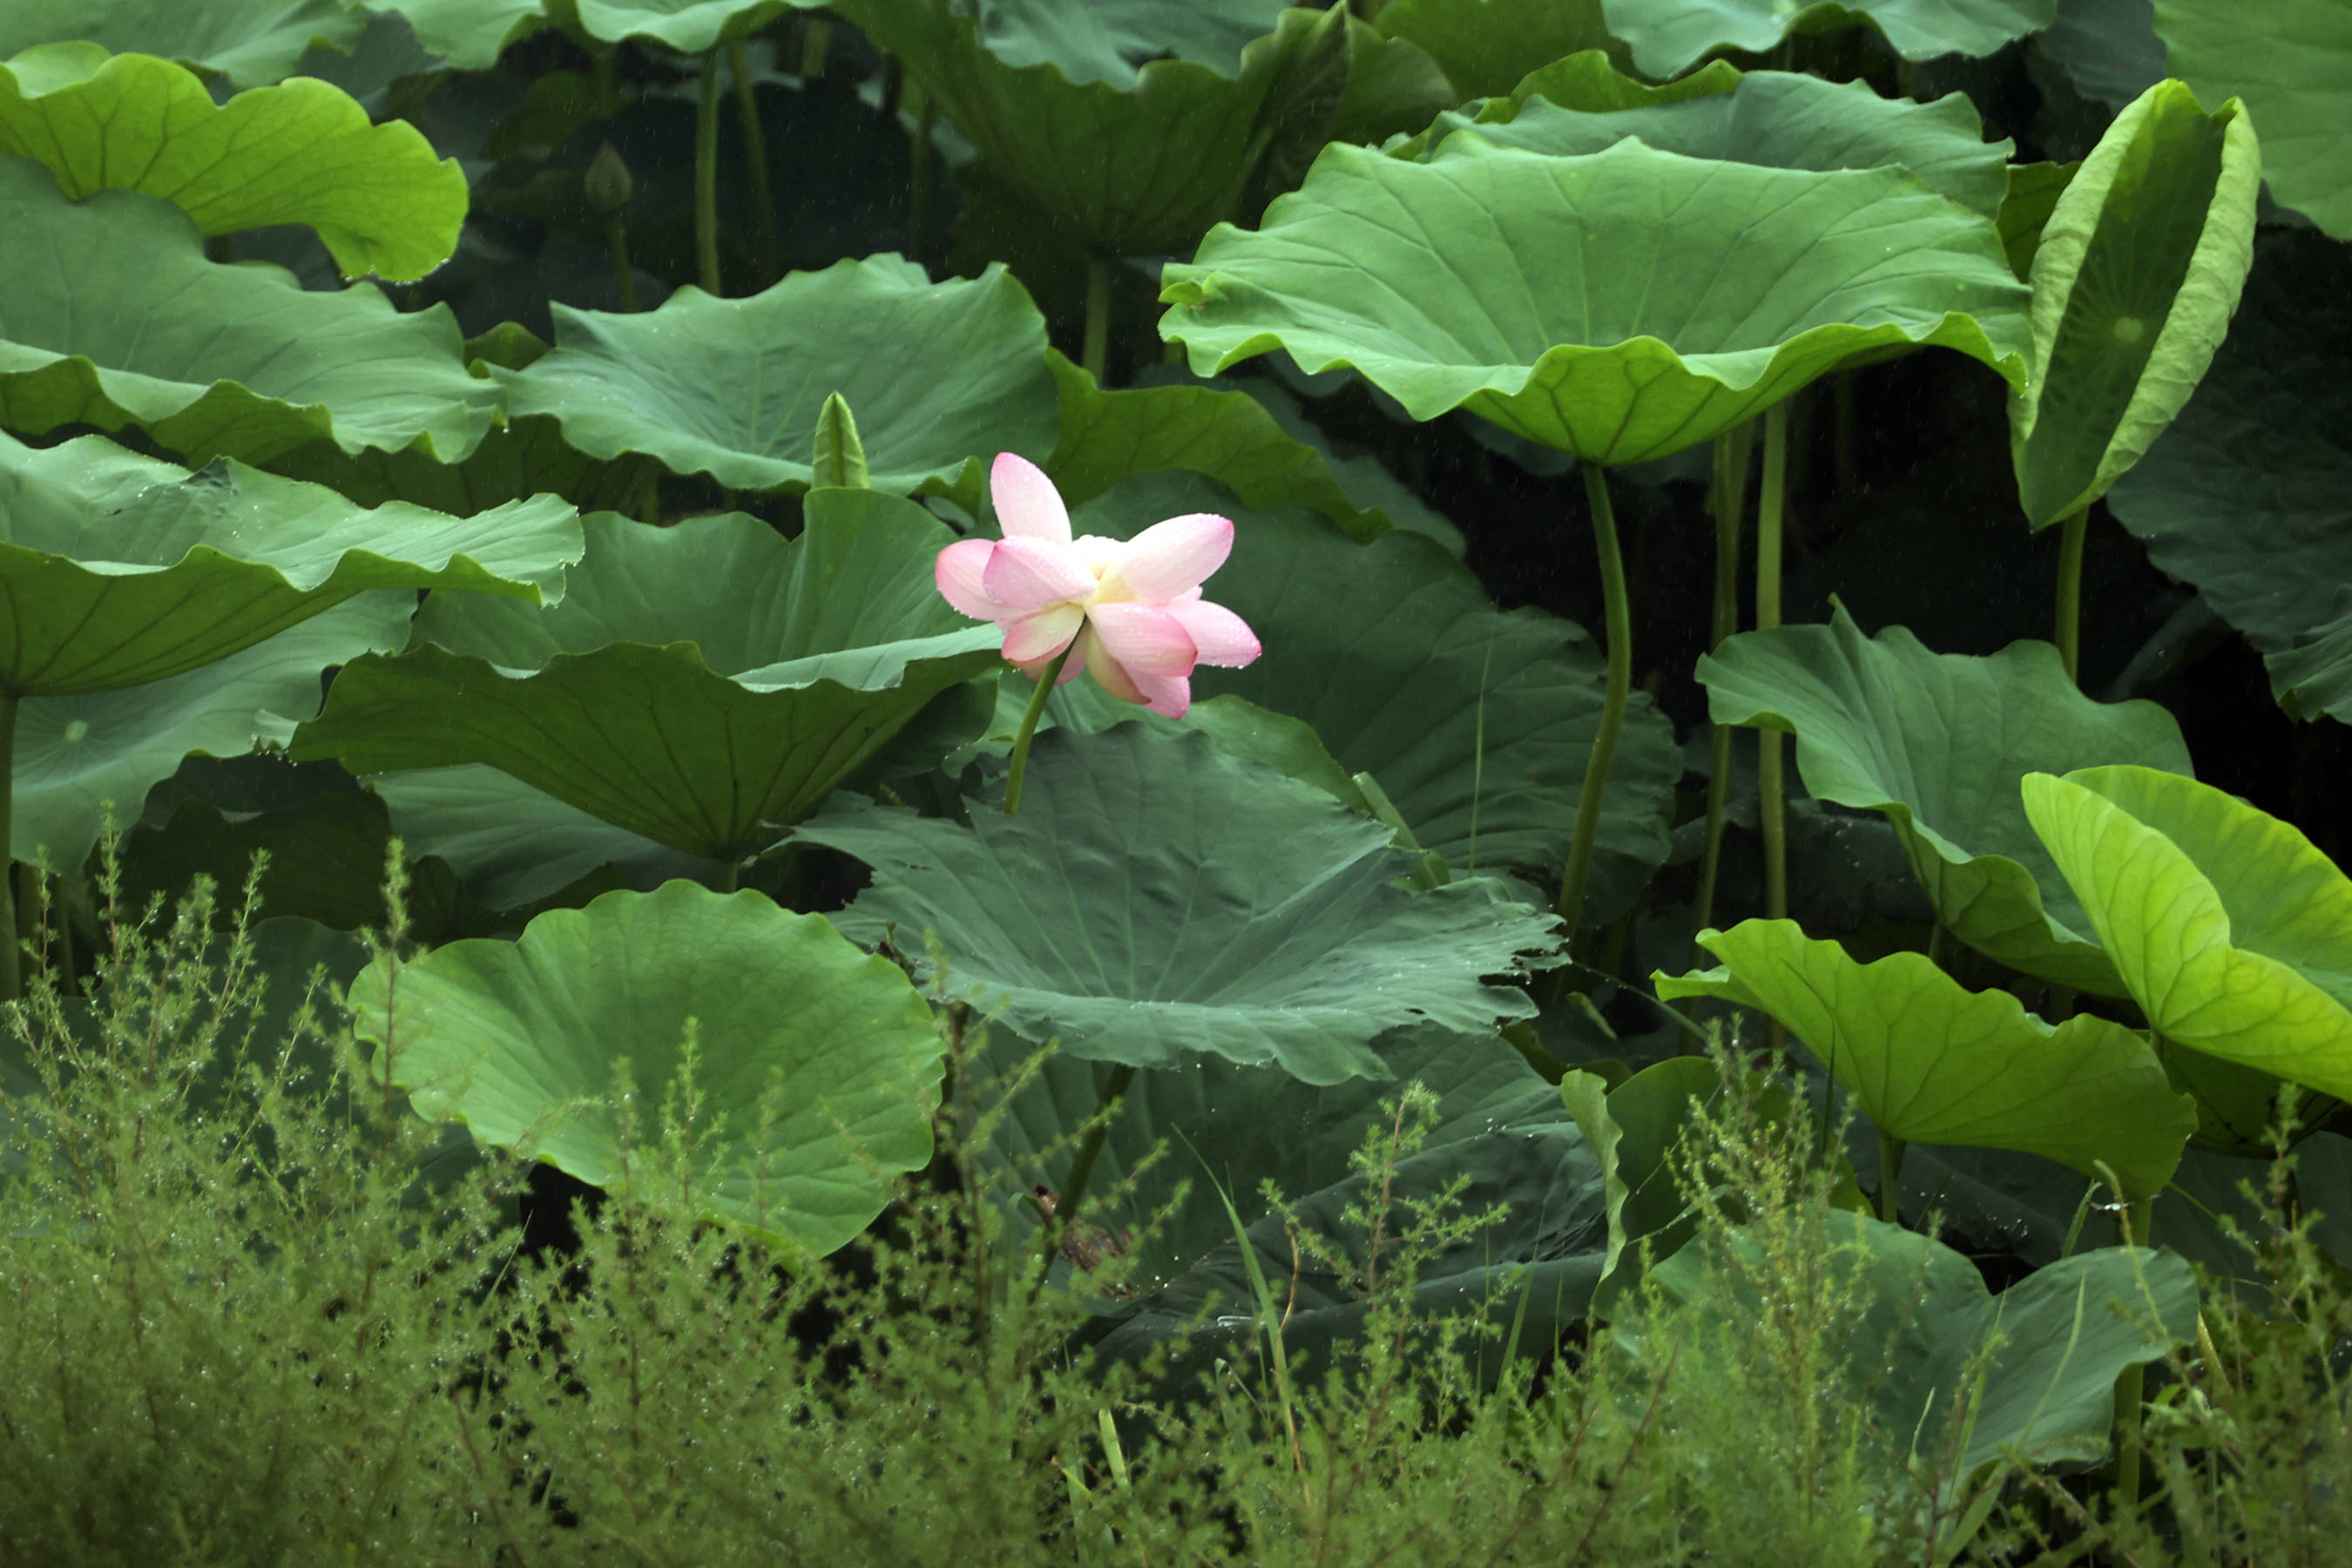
xmin=727 ymin=40 xmax=780 ymax=287
xmin=1033 ymin=1064 xmax=1137 ymax=1289
xmin=2055 ymin=508 xmax=2088 ymax=686
xmin=800 ymin=17 xmax=834 ymax=78
xmin=0 ymin=692 xmax=17 ymax=1003
xmin=1695 ymin=422 xmax=1754 ymax=932
xmin=605 ymin=217 xmax=639 ymax=312
xmin=1083 ymin=255 xmax=1112 ymax=386
xmin=714 ymin=857 xmax=740 ymax=895
xmin=907 ymin=86 xmax=936 ymax=261
xmin=1003 ymin=644 xmax=1076 ymax=814
xmin=1877 ymin=1127 xmax=1905 ymax=1227
xmin=694 ymin=47 xmax=723 ymax=296
xmin=1557 ymin=463 xmax=1631 ymax=936
xmin=1757 ymin=403 xmax=1789 ymax=929
xmin=2114 ymin=1196 xmax=2152 ymax=1504
xmin=592 ymin=47 xmax=619 ymax=115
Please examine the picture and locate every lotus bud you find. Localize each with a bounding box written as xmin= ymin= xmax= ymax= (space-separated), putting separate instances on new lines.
xmin=585 ymin=142 xmax=633 ymax=216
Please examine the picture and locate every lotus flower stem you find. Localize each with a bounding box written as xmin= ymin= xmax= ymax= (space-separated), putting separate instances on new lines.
xmin=728 ymin=40 xmax=780 ymax=287
xmin=2113 ymin=1195 xmax=2152 ymax=1504
xmin=1083 ymin=256 xmax=1112 ymax=386
xmin=1757 ymin=405 xmax=1790 ymax=1053
xmin=1695 ymin=422 xmax=1754 ymax=931
xmin=2054 ymin=507 xmax=2088 ymax=685
xmin=1003 ymin=642 xmax=1078 ymax=814
xmin=695 ymin=47 xmax=724 ymax=296
xmin=605 ymin=216 xmax=639 ymax=313
xmin=1556 ymin=463 xmax=1630 ymax=935
xmin=1037 ymin=1063 xmax=1136 ymax=1285
xmin=1876 ymin=1126 xmax=1904 ymax=1226
xmin=800 ymin=17 xmax=834 ymax=78
xmin=0 ymin=691 xmax=16 ymax=1003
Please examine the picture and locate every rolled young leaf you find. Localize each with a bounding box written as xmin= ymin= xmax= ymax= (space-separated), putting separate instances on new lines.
xmin=2024 ymin=765 xmax=2352 ymax=1101
xmin=1655 ymin=918 xmax=2195 ymax=1198
xmin=2008 ymin=78 xmax=2259 ymax=528
xmin=0 ymin=43 xmax=465 ymax=280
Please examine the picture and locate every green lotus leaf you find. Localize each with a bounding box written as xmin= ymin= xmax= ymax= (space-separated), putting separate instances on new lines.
xmin=1066 ymin=472 xmax=1681 ymax=915
xmin=0 ymin=162 xmax=497 ymax=465
xmin=1399 ymin=64 xmax=2011 ymax=219
xmin=2009 ymin=79 xmax=2259 ymax=527
xmin=983 ymin=1023 xmax=1571 ymax=1295
xmin=797 ymin=724 xmax=1563 ymax=1085
xmin=0 ymin=44 xmax=464 ymax=280
xmin=497 ymin=257 xmax=1059 ymax=504
xmin=1612 ymin=0 xmax=2058 ymax=80
xmin=1559 ymin=1056 xmax=1727 ymax=1312
xmin=0 ymin=432 xmax=579 ymax=697
xmin=2024 ymin=765 xmax=2352 ymax=1102
xmin=1998 ymin=159 xmax=2078 ymax=279
xmin=1657 ymin=919 xmax=2195 ymax=1197
xmin=546 ymin=0 xmax=821 ymax=52
xmin=290 ymin=496 xmax=1004 ymax=862
xmin=362 ymin=0 xmax=546 ymax=66
xmin=348 ymin=880 xmax=945 ymax=1259
xmin=17 ymin=593 xmax=410 ymax=869
xmin=2268 ymin=594 xmax=2352 ymax=723
xmin=0 ymin=0 xmax=365 ymax=88
xmin=1160 ymin=136 xmax=2031 ymax=465
xmin=1370 ymin=0 xmax=1615 ymax=98
xmin=839 ymin=0 xmax=1381 ymax=258
xmin=1630 ymin=1218 xmax=2198 ymax=1489
xmin=1085 ymin=1042 xmax=1606 ymax=1381
xmin=2036 ymin=0 xmax=2166 ymax=111
xmin=2156 ymin=0 xmax=2352 ymax=240
xmin=2106 ymin=231 xmax=2352 ymax=720
xmin=371 ymin=765 xmax=724 ymax=912
xmin=119 ymin=787 xmax=403 ymax=934
xmin=1698 ymin=604 xmax=2193 ymax=992
xmin=1043 ymin=355 xmax=1385 ymax=541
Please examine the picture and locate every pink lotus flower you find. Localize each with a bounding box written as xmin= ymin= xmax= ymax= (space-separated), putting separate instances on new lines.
xmin=935 ymin=454 xmax=1262 ymax=719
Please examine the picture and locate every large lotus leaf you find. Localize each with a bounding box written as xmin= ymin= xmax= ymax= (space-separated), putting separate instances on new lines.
xmin=358 ymin=1 xmax=546 ymax=68
xmin=16 ymin=593 xmax=409 ymax=869
xmin=497 ymin=257 xmax=1059 ymax=504
xmin=1043 ymin=355 xmax=1384 ymax=541
xmin=928 ymin=0 xmax=1294 ymax=84
xmin=1655 ymin=920 xmax=2195 ymax=1197
xmin=348 ymin=881 xmax=945 ymax=1258
xmin=370 ymin=765 xmax=725 ymax=912
xmin=544 ymin=0 xmax=814 ymax=52
xmin=2009 ymin=80 xmax=2259 ymax=527
xmin=2037 ymin=0 xmax=2166 ymax=111
xmin=120 ymin=787 xmax=403 ymax=934
xmin=0 ymin=44 xmax=464 ymax=281
xmin=2024 ymin=765 xmax=2352 ymax=1102
xmin=839 ymin=0 xmax=1368 ymax=258
xmin=1999 ymin=159 xmax=2078 ymax=279
xmin=1089 ymin=1062 xmax=1607 ymax=1385
xmin=983 ymin=1023 xmax=1570 ymax=1296
xmin=1612 ymin=0 xmax=2058 ymax=79
xmin=1400 ymin=64 xmax=2011 ymax=220
xmin=1558 ymin=1055 xmax=1731 ymax=1314
xmin=0 ymin=0 xmax=364 ymax=88
xmin=2105 ymin=231 xmax=2352 ymax=720
xmin=2268 ymin=595 xmax=2352 ymax=722
xmin=1698 ymin=605 xmax=2192 ymax=992
xmin=290 ymin=497 xmax=1003 ymax=862
xmin=797 ymin=725 xmax=1563 ymax=1085
xmin=1068 ymin=471 xmax=1680 ymax=915
xmin=2156 ymin=0 xmax=2352 ymax=240
xmin=1632 ymin=1219 xmax=2198 ymax=1489
xmin=0 ymin=163 xmax=497 ymax=465
xmin=1370 ymin=0 xmax=1616 ymax=98
xmin=1160 ymin=137 xmax=2030 ymax=465
xmin=0 ymin=432 xmax=579 ymax=696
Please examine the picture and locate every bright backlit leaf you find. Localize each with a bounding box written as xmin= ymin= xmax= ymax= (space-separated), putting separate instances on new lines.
xmin=1161 ymin=136 xmax=2030 ymax=464
xmin=290 ymin=497 xmax=1002 ymax=862
xmin=1612 ymin=0 xmax=2058 ymax=80
xmin=0 ymin=160 xmax=497 ymax=465
xmin=0 ymin=431 xmax=579 ymax=695
xmin=1699 ymin=605 xmax=2193 ymax=992
xmin=497 ymin=258 xmax=1060 ymax=504
xmin=0 ymin=44 xmax=465 ymax=280
xmin=1656 ymin=919 xmax=2193 ymax=1196
xmin=797 ymin=724 xmax=1564 ymax=1085
xmin=348 ymin=880 xmax=946 ymax=1259
xmin=2156 ymin=0 xmax=2352 ymax=240
xmin=2009 ymin=79 xmax=2260 ymax=527
xmin=2024 ymin=765 xmax=2352 ymax=1102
